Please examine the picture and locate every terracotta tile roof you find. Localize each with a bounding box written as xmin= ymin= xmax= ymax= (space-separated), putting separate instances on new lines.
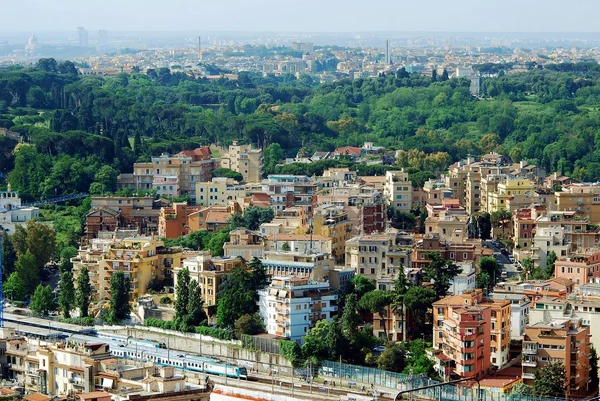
xmin=335 ymin=146 xmax=363 ymax=156
xmin=76 ymin=392 xmax=112 ymax=401
xmin=206 ymin=211 xmax=231 ymax=224
xmin=25 ymin=394 xmax=52 ymax=401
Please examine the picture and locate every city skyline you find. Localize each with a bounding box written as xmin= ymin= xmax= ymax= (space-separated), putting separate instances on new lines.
xmin=1 ymin=0 xmax=597 ymax=33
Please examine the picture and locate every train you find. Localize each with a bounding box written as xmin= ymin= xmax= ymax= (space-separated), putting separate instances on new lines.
xmin=69 ymin=333 xmax=248 ymax=380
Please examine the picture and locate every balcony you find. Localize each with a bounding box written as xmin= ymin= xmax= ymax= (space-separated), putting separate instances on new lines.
xmin=522 ymin=372 xmax=535 ymax=380
xmin=522 ymin=360 xmax=537 ymax=367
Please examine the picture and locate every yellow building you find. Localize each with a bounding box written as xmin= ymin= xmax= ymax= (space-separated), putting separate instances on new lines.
xmin=195 ymin=177 xmax=246 ymax=207
xmin=72 ymin=236 xmax=183 ymax=310
xmin=175 ymin=253 xmax=244 ymax=310
xmin=312 ymin=205 xmax=353 ymax=262
xmin=220 ymin=141 xmax=263 ymax=183
xmin=554 ymin=183 xmax=600 ymax=223
xmin=486 ymin=178 xmax=535 ymax=213
xmin=383 ymin=170 xmax=412 ymax=211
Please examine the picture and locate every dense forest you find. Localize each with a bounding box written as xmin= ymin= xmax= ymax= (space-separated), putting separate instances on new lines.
xmin=2 ymin=58 xmax=600 ymax=202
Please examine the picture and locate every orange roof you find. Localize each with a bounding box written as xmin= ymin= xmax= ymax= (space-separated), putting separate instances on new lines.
xmin=176 ymin=146 xmax=212 ymax=160
xmin=25 ymin=394 xmax=51 ymax=401
xmin=206 ymin=211 xmax=231 ymax=224
xmin=335 ymin=146 xmax=362 ymax=156
xmin=77 ymin=392 xmax=112 ymax=401
xmin=267 ymin=234 xmax=329 ymax=242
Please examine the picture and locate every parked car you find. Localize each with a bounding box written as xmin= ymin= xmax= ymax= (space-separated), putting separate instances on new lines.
xmin=373 ymin=346 xmax=386 ymax=353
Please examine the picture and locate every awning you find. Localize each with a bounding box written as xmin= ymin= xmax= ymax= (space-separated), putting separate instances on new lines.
xmin=102 ymin=378 xmax=114 ymax=389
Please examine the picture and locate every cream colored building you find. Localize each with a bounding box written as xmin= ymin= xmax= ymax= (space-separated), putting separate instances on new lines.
xmin=72 ymin=236 xmax=182 ymax=310
xmin=220 ymin=141 xmax=263 ymax=183
xmin=175 ymin=253 xmax=244 ymax=309
xmin=195 ymin=177 xmax=246 ymax=207
xmin=383 ymin=170 xmax=412 ymax=211
xmin=487 ymin=178 xmax=535 ymax=213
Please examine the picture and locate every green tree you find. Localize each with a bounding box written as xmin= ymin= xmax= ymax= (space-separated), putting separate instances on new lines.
xmin=244 ymin=207 xmax=274 ymax=231
xmin=476 ymin=271 xmax=490 ymax=291
xmin=76 ymin=266 xmax=92 ymax=318
xmin=94 ymin=165 xmax=118 ymax=193
xmin=392 ymin=268 xmax=410 ymax=341
xmin=404 ymin=286 xmax=437 ymax=338
xmin=185 ymin=279 xmax=207 ymax=328
xmin=249 ymin=257 xmax=269 ymax=290
xmin=546 ymin=251 xmax=558 ymax=278
xmin=25 ymin=221 xmax=56 ymax=271
xmin=403 ymin=339 xmax=438 ymax=379
xmin=478 ymin=256 xmax=501 ymax=290
xmin=358 ymin=290 xmax=394 ymax=338
xmin=511 ymin=383 xmax=533 ymax=395
xmin=521 ymin=257 xmax=535 ymax=280
xmin=302 ymin=319 xmax=332 ymax=360
xmin=533 ymin=361 xmax=567 ymax=398
xmin=341 ymin=293 xmax=360 ymax=344
xmin=11 ymin=225 xmax=27 ymax=257
xmin=377 ymin=344 xmax=406 ymax=373
xmin=174 ymin=267 xmax=191 ymax=325
xmin=58 ymin=271 xmax=75 ymax=318
xmin=30 ymin=284 xmax=55 ymax=316
xmin=490 ymin=209 xmax=511 ymax=237
xmin=1 ymin=232 xmax=17 ymax=279
xmin=263 ymin=143 xmax=285 ymax=174
xmin=591 ymin=346 xmax=599 ymax=394
xmin=15 ymin=250 xmax=38 ymax=293
xmin=106 ymin=270 xmax=131 ymax=324
xmin=234 ymin=313 xmax=265 ymax=338
xmin=347 ymin=275 xmax=376 ymax=299
xmin=422 ymin=252 xmax=462 ymax=299
xmin=4 ymin=272 xmax=27 ymax=301
xmin=217 ymin=267 xmax=257 ymax=329
xmin=472 ymin=212 xmax=492 ymax=240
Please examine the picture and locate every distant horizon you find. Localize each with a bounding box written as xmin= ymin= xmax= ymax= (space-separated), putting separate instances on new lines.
xmin=2 ymin=0 xmax=597 ymax=33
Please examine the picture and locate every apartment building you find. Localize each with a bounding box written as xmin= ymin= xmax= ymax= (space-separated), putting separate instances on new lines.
xmin=555 ymin=251 xmax=600 ymax=285
xmin=522 ymin=318 xmax=590 ymax=396
xmin=258 ymin=276 xmax=337 ymax=341
xmin=6 ymin=337 xmax=112 ymax=395
xmin=383 ymin=170 xmax=412 ymax=212
xmin=268 ymin=207 xmax=308 ymax=234
xmin=260 ymin=251 xmax=333 ymax=281
xmin=223 ymin=228 xmax=265 ymax=260
xmin=531 ymin=221 xmax=570 ymax=269
xmin=487 ymin=178 xmax=535 ymax=213
xmin=317 ymin=167 xmax=357 ymax=188
xmin=554 ymin=183 xmax=600 ymax=223
xmin=220 ymin=141 xmax=263 ymax=183
xmin=423 ymin=179 xmax=453 ymax=206
xmin=345 ymin=229 xmax=410 ymax=289
xmin=117 ymin=147 xmax=219 ymax=199
xmin=260 ymin=175 xmax=316 ymax=213
xmin=265 ymin=234 xmax=332 ymax=255
xmin=175 ymin=253 xmax=244 ymax=309
xmin=195 ymin=177 xmax=246 ymax=207
xmin=432 ymin=290 xmax=492 ymax=379
xmin=490 ymin=293 xmax=531 ymax=339
xmin=425 ymin=206 xmax=469 ymax=242
xmin=187 ymin=206 xmax=232 ymax=232
xmin=513 ymin=208 xmax=537 ymax=262
xmin=0 ymin=190 xmax=39 ymax=234
xmin=72 ymin=236 xmax=182 ymax=308
xmin=158 ymin=203 xmax=200 ymax=238
xmin=412 ymin=234 xmax=480 ymax=269
xmin=312 ymin=204 xmax=353 ymax=262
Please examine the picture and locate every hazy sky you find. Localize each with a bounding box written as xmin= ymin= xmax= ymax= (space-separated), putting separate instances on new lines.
xmin=2 ymin=0 xmax=597 ymax=33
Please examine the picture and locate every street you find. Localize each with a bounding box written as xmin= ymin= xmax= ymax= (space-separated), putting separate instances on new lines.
xmin=482 ymin=240 xmax=520 ymax=280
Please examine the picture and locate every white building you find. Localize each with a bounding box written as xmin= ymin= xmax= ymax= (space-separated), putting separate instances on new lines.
xmin=491 ymin=292 xmax=531 ymax=339
xmin=449 ymin=262 xmax=476 ymax=295
xmin=383 ymin=170 xmax=412 ymax=211
xmin=532 ymin=221 xmax=570 ymax=268
xmin=0 ymin=191 xmax=39 ymax=233
xmin=258 ymin=276 xmax=337 ymax=341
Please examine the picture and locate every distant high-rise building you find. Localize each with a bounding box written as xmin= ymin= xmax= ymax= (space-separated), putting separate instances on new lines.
xmin=77 ymin=27 xmax=88 ymax=47
xmin=291 ymin=42 xmax=313 ymax=54
xmin=385 ymin=39 xmax=390 ymax=65
xmin=97 ymin=30 xmax=108 ymax=49
xmin=470 ymin=72 xmax=481 ymax=97
xmin=198 ymin=36 xmax=202 ymax=61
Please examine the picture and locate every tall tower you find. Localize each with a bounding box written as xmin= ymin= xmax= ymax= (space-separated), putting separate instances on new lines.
xmin=77 ymin=27 xmax=88 ymax=47
xmin=385 ymin=39 xmax=390 ymax=65
xmin=198 ymin=36 xmax=202 ymax=61
xmin=98 ymin=30 xmax=108 ymax=49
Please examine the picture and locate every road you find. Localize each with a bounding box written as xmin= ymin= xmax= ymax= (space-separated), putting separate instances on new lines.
xmin=482 ymin=240 xmax=520 ymax=280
